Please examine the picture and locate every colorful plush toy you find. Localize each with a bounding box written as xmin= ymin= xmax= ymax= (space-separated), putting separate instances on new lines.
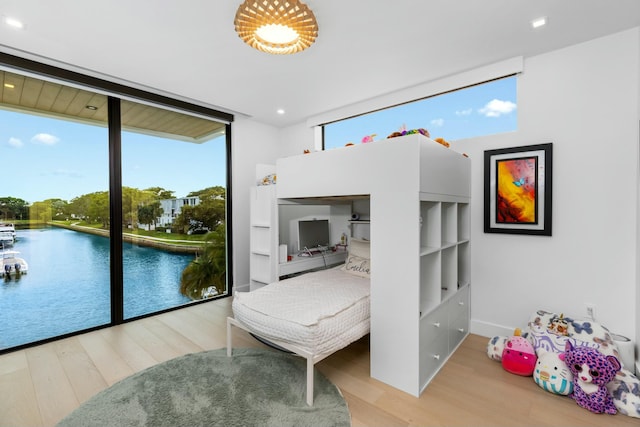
xmin=361 ymin=134 xmax=376 ymax=143
xmin=533 ymin=351 xmax=574 ymax=395
xmin=548 ymin=313 xmax=570 ymax=336
xmin=564 ymin=341 xmax=621 ymax=414
xmin=501 ymin=330 xmax=537 ymax=376
xmin=434 ymin=137 xmax=450 ymax=148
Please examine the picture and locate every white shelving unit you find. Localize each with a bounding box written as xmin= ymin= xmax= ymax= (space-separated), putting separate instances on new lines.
xmin=418 ymin=196 xmax=470 ymax=389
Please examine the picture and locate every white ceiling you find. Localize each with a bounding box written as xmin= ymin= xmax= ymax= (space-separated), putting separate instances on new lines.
xmin=1 ymin=0 xmax=639 ymax=128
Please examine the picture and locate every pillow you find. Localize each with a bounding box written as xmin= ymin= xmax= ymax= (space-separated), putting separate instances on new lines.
xmin=529 ymin=325 xmax=602 ymax=356
xmin=341 ymin=238 xmax=371 ymax=278
xmin=527 ymin=310 xmax=618 ymax=359
xmin=348 ymin=238 xmax=370 ymax=259
xmin=342 ymin=254 xmax=371 ymax=278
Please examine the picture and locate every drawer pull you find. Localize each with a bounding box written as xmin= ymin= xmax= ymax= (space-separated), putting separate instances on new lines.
xmin=458 ymin=301 xmax=465 ymax=306
xmin=433 ymin=322 xmax=441 ymax=328
xmin=433 ymin=354 xmax=440 ymax=360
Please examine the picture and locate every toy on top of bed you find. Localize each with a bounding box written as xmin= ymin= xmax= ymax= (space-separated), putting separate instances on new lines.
xmin=487 ymin=310 xmax=640 ymax=418
xmin=227 ymin=238 xmax=371 ymax=406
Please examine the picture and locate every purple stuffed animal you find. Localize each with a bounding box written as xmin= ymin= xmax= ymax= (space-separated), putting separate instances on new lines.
xmin=564 ymin=341 xmax=621 ymax=414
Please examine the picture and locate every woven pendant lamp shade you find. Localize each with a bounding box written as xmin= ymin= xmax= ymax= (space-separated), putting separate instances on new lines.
xmin=234 ymin=0 xmax=318 ymax=55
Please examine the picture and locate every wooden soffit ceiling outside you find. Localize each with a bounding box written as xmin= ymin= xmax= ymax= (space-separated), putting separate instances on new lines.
xmin=0 ymin=70 xmax=225 ymax=143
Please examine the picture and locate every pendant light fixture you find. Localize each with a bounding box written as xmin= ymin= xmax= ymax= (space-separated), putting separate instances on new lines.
xmin=234 ymin=0 xmax=318 ymax=55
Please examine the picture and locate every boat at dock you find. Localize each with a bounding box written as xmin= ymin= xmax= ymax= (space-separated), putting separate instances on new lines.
xmin=2 ymin=250 xmax=28 ymax=278
xmin=0 ymin=223 xmax=16 ymax=247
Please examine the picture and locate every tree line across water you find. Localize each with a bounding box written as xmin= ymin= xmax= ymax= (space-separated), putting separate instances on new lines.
xmin=0 ymin=186 xmax=225 ymax=234
xmin=0 ymin=186 xmax=228 ymax=299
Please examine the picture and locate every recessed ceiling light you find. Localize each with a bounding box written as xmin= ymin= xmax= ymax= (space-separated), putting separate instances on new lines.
xmin=85 ymin=105 xmax=98 ymax=110
xmin=4 ymin=83 xmax=15 ymax=89
xmin=4 ymin=16 xmax=25 ymax=29
xmin=276 ymin=109 xmax=285 ymax=115
xmin=531 ymin=17 xmax=547 ymax=29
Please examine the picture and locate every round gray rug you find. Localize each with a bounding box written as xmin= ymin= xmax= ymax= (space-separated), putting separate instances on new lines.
xmin=56 ymin=347 xmax=351 ymax=427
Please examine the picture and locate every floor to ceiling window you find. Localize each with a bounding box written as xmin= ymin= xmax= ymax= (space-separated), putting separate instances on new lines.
xmin=0 ymin=70 xmax=112 ymax=349
xmin=120 ymin=100 xmax=229 ymax=319
xmin=0 ymin=54 xmax=232 ymax=352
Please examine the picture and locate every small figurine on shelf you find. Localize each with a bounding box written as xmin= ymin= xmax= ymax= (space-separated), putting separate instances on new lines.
xmin=434 ymin=137 xmax=450 ymax=148
xmin=361 ymin=134 xmax=376 ymax=143
xmin=387 ymin=124 xmax=431 ymax=139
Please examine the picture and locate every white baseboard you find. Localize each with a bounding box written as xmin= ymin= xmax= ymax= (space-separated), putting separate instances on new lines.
xmin=234 ymin=283 xmax=250 ymax=293
xmin=470 ymin=318 xmax=518 ymax=338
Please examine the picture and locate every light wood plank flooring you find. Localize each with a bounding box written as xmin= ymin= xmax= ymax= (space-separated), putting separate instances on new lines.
xmin=1 ymin=297 xmax=637 ymax=427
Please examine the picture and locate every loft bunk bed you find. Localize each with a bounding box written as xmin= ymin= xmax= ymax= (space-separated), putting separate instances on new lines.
xmin=227 ymin=133 xmax=471 ymax=404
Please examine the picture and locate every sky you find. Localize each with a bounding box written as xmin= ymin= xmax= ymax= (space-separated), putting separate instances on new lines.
xmin=0 ymin=109 xmax=227 ymax=203
xmin=1 ymin=76 xmax=516 ymax=204
xmin=324 ymin=76 xmax=517 ymax=149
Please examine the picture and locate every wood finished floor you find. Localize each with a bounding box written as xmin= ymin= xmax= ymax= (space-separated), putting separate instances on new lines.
xmin=1 ymin=297 xmax=638 ymax=427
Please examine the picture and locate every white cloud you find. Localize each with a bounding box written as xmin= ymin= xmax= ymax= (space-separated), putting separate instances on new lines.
xmin=430 ymin=118 xmax=444 ymax=127
xmin=455 ymin=108 xmax=472 ymax=116
xmin=40 ymin=168 xmax=83 ymax=178
xmin=479 ymin=99 xmax=517 ymax=117
xmin=31 ymin=133 xmax=60 ymax=145
xmin=8 ymin=137 xmax=23 ymax=148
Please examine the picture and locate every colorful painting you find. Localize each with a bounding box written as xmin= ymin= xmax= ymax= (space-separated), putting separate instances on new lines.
xmin=484 ymin=143 xmax=552 ymax=236
xmin=496 ymin=157 xmax=537 ymax=224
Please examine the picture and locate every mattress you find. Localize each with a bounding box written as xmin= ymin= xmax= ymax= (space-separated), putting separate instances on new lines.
xmin=232 ymin=267 xmax=370 ymax=355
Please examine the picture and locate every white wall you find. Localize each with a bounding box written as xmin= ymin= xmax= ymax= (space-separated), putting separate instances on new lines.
xmin=277 ymin=29 xmax=640 ymax=346
xmin=457 ymin=28 xmax=639 ymax=341
xmin=278 ymin=122 xmax=316 ymax=157
xmin=231 ymin=117 xmax=280 ymax=289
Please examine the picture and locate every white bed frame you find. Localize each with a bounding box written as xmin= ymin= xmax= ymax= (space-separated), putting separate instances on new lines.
xmin=226 ymin=316 xmax=340 ymax=406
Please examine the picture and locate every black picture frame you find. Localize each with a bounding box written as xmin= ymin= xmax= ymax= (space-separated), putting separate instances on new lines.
xmin=484 ymin=143 xmax=552 ymax=236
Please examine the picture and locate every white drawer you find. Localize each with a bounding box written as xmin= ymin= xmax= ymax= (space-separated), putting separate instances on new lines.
xmin=420 ymin=303 xmax=448 ymax=346
xmin=449 ymin=311 xmax=469 ymax=351
xmin=448 ymin=285 xmax=469 ymax=321
xmin=419 ymin=331 xmax=448 ymax=387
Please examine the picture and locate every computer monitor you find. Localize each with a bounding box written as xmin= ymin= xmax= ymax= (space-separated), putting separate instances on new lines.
xmin=297 ymin=219 xmax=330 ymax=252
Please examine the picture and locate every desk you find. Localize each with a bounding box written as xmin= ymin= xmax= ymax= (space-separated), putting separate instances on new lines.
xmin=279 ymin=250 xmax=347 ymax=277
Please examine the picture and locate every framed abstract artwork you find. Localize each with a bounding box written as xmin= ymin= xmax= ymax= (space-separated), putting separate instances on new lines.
xmin=484 ymin=143 xmax=552 ymax=236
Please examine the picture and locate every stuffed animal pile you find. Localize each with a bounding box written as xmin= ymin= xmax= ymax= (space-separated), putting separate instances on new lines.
xmin=487 ymin=310 xmax=640 ymax=418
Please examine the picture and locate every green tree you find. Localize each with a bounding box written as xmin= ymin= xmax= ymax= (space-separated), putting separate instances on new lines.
xmin=174 ymin=186 xmax=226 ymax=233
xmin=179 ymin=224 xmax=226 ymax=299
xmin=30 ymin=201 xmax=53 ymax=224
xmin=144 ymin=187 xmax=175 ymax=200
xmin=28 ymin=198 xmax=71 ymax=222
xmin=122 ymin=187 xmax=157 ymax=229
xmin=138 ymin=201 xmax=163 ymax=230
xmin=86 ymin=192 xmax=110 ymax=227
xmin=0 ymin=197 xmax=29 ymax=220
xmin=187 ymin=186 xmax=225 ymax=199
xmin=48 ymin=198 xmax=70 ymax=220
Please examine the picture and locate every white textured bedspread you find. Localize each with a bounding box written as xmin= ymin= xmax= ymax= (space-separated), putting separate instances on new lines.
xmin=232 ymin=268 xmax=370 ymax=355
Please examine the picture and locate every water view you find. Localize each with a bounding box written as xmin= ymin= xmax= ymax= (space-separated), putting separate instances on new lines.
xmin=0 ymin=227 xmax=194 ymax=350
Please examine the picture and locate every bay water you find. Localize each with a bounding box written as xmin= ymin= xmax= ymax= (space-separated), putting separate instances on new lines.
xmin=0 ymin=227 xmax=194 ymax=349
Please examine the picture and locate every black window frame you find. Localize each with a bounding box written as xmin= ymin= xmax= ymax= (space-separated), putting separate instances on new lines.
xmin=0 ymin=51 xmax=234 ymax=352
